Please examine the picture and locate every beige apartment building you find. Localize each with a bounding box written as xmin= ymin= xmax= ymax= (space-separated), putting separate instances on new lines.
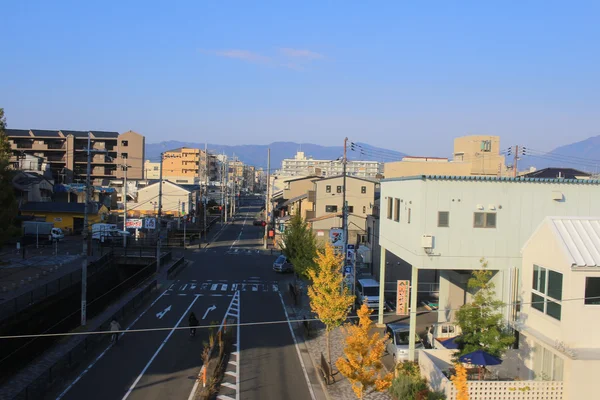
xmin=384 ymin=135 xmax=509 ymax=178
xmin=161 ymin=147 xmax=218 ymax=184
xmin=5 ymin=129 xmax=145 ymax=185
xmin=144 ymin=160 xmax=161 ymax=179
xmin=309 ymin=176 xmax=378 ymax=245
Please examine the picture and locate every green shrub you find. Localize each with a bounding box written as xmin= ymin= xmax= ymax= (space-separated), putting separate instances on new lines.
xmin=427 ymin=390 xmax=447 ymax=400
xmin=389 ymin=374 xmax=428 ymax=400
xmin=396 ymin=361 xmax=421 ymax=379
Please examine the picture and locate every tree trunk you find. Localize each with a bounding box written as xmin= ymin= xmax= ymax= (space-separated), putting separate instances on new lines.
xmin=327 ymin=328 xmax=332 ymax=374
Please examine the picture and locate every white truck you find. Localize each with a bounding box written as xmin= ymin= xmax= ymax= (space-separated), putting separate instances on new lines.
xmin=91 ymin=223 xmax=123 ymax=241
xmin=22 ymin=221 xmax=64 ymax=243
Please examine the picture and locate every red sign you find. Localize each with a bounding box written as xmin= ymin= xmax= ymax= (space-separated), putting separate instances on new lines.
xmin=268 ymin=229 xmax=274 ymax=238
xmin=396 ymin=280 xmax=409 ymax=316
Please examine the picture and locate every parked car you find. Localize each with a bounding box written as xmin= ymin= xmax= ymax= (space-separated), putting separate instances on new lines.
xmin=386 ymin=322 xmax=424 ymax=363
xmin=253 ymin=220 xmax=266 ymax=226
xmin=355 ymin=278 xmax=381 ymax=309
xmin=273 ymin=255 xmax=293 ymax=273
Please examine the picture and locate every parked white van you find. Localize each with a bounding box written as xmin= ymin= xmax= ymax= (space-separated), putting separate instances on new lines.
xmin=355 ymin=278 xmax=381 ymax=309
xmin=386 ymin=322 xmax=424 ymax=363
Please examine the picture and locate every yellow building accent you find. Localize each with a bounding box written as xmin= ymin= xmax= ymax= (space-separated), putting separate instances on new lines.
xmin=21 ymin=205 xmax=109 ymax=232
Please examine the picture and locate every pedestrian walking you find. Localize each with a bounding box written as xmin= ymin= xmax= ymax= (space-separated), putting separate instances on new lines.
xmin=189 ymin=312 xmax=199 ymax=337
xmin=110 ymin=318 xmax=122 ymax=344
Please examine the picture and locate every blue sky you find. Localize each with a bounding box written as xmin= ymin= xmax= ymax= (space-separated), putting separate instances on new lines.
xmin=1 ymin=1 xmax=599 ymax=156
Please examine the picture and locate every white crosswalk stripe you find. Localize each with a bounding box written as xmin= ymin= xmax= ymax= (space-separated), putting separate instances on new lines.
xmin=174 ymin=279 xmax=279 ymax=293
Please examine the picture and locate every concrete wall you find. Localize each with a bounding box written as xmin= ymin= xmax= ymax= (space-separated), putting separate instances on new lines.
xmin=117 ymin=131 xmax=145 ymax=180
xmin=384 ymin=159 xmax=472 ymax=179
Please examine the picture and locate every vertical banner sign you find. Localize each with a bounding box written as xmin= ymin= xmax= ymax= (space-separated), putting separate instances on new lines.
xmin=396 ymin=280 xmax=409 ymax=316
xmin=329 ymin=228 xmax=344 ymax=247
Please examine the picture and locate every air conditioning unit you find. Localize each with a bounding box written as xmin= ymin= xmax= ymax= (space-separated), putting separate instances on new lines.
xmin=421 ymin=235 xmax=433 ymax=249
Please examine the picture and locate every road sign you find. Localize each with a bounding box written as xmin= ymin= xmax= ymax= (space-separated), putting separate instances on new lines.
xmin=344 ymin=265 xmax=353 ymax=275
xmin=144 ymin=218 xmax=156 ymax=229
xmin=347 ymin=244 xmax=355 ymax=250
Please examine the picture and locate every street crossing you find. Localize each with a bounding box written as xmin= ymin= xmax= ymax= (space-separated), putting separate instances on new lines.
xmin=165 ymin=279 xmax=280 ymax=295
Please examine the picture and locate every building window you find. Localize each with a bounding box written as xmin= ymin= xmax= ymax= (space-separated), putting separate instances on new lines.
xmin=363 ymin=205 xmax=366 ymax=214
xmin=387 ymin=198 xmax=393 ymax=220
xmin=336 ymin=186 xmax=342 ymax=194
xmin=325 ymin=205 xmax=338 ymax=213
xmin=585 ymin=277 xmax=600 ymax=305
xmin=533 ymin=343 xmax=564 ymax=381
xmin=408 ymin=208 xmax=411 ymax=224
xmin=532 ymin=265 xmax=562 ymax=321
xmin=438 ymin=211 xmax=449 ymax=227
xmin=394 ymin=199 xmax=400 ymax=222
xmin=347 ymin=206 xmax=354 ymax=213
xmin=361 ymin=186 xmax=367 ymax=194
xmin=480 ymin=140 xmax=491 ymax=152
xmin=326 ymin=185 xmax=331 ymax=193
xmin=153 ymin=166 xmax=159 ymax=171
xmin=121 ymin=140 xmax=128 ymax=147
xmin=474 ymin=212 xmax=496 ymax=228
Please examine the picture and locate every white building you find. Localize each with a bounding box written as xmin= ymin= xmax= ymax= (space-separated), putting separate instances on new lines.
xmin=280 ymin=151 xmax=382 ymax=179
xmin=377 ymin=175 xmax=600 ymax=362
xmin=516 ymin=216 xmax=600 ymax=399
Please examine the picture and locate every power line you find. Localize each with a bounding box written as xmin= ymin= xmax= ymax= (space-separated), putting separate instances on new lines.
xmin=1 ymin=293 xmax=597 ymax=340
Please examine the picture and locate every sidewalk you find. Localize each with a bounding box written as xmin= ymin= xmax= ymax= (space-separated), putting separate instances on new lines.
xmin=281 ymin=278 xmax=392 ymax=400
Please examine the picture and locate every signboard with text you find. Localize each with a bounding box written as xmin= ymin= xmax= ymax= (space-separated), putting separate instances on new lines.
xmin=396 ymin=280 xmax=409 ymax=316
xmin=144 ymin=218 xmax=156 ymax=230
xmin=329 ymin=228 xmax=344 ymax=248
xmin=126 ymin=219 xmax=143 ymax=229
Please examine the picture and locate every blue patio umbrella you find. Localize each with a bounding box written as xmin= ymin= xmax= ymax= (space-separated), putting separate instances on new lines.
xmin=459 ymin=350 xmax=502 ymax=366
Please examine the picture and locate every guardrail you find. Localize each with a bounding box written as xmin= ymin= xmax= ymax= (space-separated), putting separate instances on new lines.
xmin=166 ymin=257 xmax=186 ymax=280
xmin=0 ymin=252 xmax=114 ymax=324
xmin=11 ymin=280 xmax=158 ymax=400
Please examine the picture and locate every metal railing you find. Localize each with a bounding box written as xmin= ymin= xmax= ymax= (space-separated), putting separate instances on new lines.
xmin=11 ymin=281 xmax=158 ymax=400
xmin=0 ymin=252 xmax=114 ymax=324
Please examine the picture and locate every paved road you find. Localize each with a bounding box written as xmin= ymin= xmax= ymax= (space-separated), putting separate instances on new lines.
xmin=55 ymin=205 xmax=315 ymax=400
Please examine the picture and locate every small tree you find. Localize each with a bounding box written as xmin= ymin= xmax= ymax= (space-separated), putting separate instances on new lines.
xmin=0 ymin=108 xmax=18 ymax=248
xmin=450 ymin=363 xmax=469 ymax=400
xmin=281 ymin=213 xmax=318 ymax=279
xmin=455 ymin=259 xmax=515 ymax=358
xmin=308 ymin=242 xmax=355 ymax=370
xmin=336 ymin=302 xmax=393 ymax=399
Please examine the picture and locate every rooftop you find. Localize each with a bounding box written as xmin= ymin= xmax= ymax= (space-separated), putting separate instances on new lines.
xmin=20 ymin=201 xmax=103 ymax=214
xmin=522 ymin=167 xmax=592 ymax=180
xmin=547 ymin=217 xmax=600 ymax=268
xmin=382 ymin=174 xmax=600 ymax=185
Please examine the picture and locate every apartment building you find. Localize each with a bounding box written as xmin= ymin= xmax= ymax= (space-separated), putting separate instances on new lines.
xmin=5 ymin=129 xmax=145 ymax=185
xmin=144 ymin=160 xmax=161 ymax=179
xmin=161 ymin=147 xmax=218 ymax=185
xmin=384 ymin=135 xmax=509 ymax=178
xmin=309 ymin=175 xmax=378 ymax=245
xmin=280 ymin=151 xmax=383 ymax=179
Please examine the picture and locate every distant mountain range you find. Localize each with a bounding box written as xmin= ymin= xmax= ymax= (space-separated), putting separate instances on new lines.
xmin=146 ymin=135 xmax=600 ymax=173
xmin=518 ymin=135 xmax=600 ymax=173
xmin=145 ymin=141 xmax=406 ymax=170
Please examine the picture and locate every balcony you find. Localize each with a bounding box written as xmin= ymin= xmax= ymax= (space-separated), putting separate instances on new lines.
xmin=308 ymin=190 xmax=316 ymax=203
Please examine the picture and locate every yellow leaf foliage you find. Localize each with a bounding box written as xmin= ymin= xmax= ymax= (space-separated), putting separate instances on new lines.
xmin=335 ymin=303 xmax=393 ymax=399
xmin=451 ymin=363 xmax=470 ymax=400
xmin=307 ymin=243 xmax=355 ymax=332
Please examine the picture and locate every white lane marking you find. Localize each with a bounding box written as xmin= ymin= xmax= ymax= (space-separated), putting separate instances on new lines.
xmin=225 ymin=371 xmax=237 ymax=377
xmin=211 ymin=284 xmax=218 ymax=291
xmin=252 ymin=285 xmax=258 ymax=292
xmin=228 ymin=360 xmax=238 ymax=366
xmin=188 ymin=292 xmax=240 ymax=400
xmin=272 ymin=284 xmax=279 ymax=292
xmin=211 ymin=294 xmax=223 ymax=297
xmin=122 ymin=295 xmax=200 ymax=400
xmin=221 ymin=284 xmax=228 ymax=291
xmin=190 ymin=283 xmax=197 ymax=290
xmin=155 ymin=305 xmax=171 ymax=319
xmin=277 ymin=291 xmax=317 ymax=400
xmin=232 ymin=284 xmax=238 ymax=291
xmin=181 ymin=284 xmax=188 ymax=291
xmin=178 ymin=293 xmax=187 ymax=296
xmin=222 ymin=382 xmax=236 ymax=389
xmin=217 ymin=395 xmax=235 ymax=400
xmin=56 ymin=288 xmax=169 ymax=400
xmin=202 ymin=305 xmax=217 ymax=320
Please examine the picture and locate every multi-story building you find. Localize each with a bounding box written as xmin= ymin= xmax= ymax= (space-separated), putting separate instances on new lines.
xmin=5 ymin=129 xmax=145 ymax=185
xmin=161 ymin=147 xmax=218 ymax=185
xmin=280 ymin=151 xmax=383 ymax=179
xmin=144 ymin=160 xmax=161 ymax=179
xmin=384 ymin=135 xmax=509 ymax=178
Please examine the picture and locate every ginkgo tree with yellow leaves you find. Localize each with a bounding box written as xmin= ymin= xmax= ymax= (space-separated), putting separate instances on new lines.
xmin=450 ymin=363 xmax=469 ymax=400
xmin=308 ymin=242 xmax=355 ymax=372
xmin=336 ymin=302 xmax=393 ymax=399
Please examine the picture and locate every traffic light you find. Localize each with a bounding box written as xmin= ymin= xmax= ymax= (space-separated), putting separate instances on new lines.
xmin=261 ymin=221 xmax=266 ymax=227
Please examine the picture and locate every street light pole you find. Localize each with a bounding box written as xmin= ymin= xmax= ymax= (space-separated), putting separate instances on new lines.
xmin=81 ymin=132 xmax=92 ymax=326
xmin=122 ymin=155 xmax=128 ymax=248
xmin=204 ymin=143 xmax=208 ymax=243
xmin=264 ymin=148 xmax=270 ymax=249
xmin=156 ymin=153 xmax=163 ymax=274
xmin=341 ymin=137 xmax=349 ymax=292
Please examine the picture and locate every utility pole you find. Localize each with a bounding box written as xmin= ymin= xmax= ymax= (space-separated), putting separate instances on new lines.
xmin=342 ymin=137 xmax=348 ymax=291
xmin=513 ymin=145 xmax=519 ymax=178
xmin=224 ymin=156 xmax=229 ymax=223
xmin=220 ymin=155 xmax=225 ymax=223
xmin=122 ymin=155 xmax=128 ymax=248
xmin=81 ymin=133 xmax=92 ymax=326
xmin=264 ymin=148 xmax=270 ymax=249
xmin=204 ymin=143 xmax=208 ymax=243
xmin=156 ymin=153 xmax=163 ymax=274
xmin=231 ymin=155 xmax=236 ymax=217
